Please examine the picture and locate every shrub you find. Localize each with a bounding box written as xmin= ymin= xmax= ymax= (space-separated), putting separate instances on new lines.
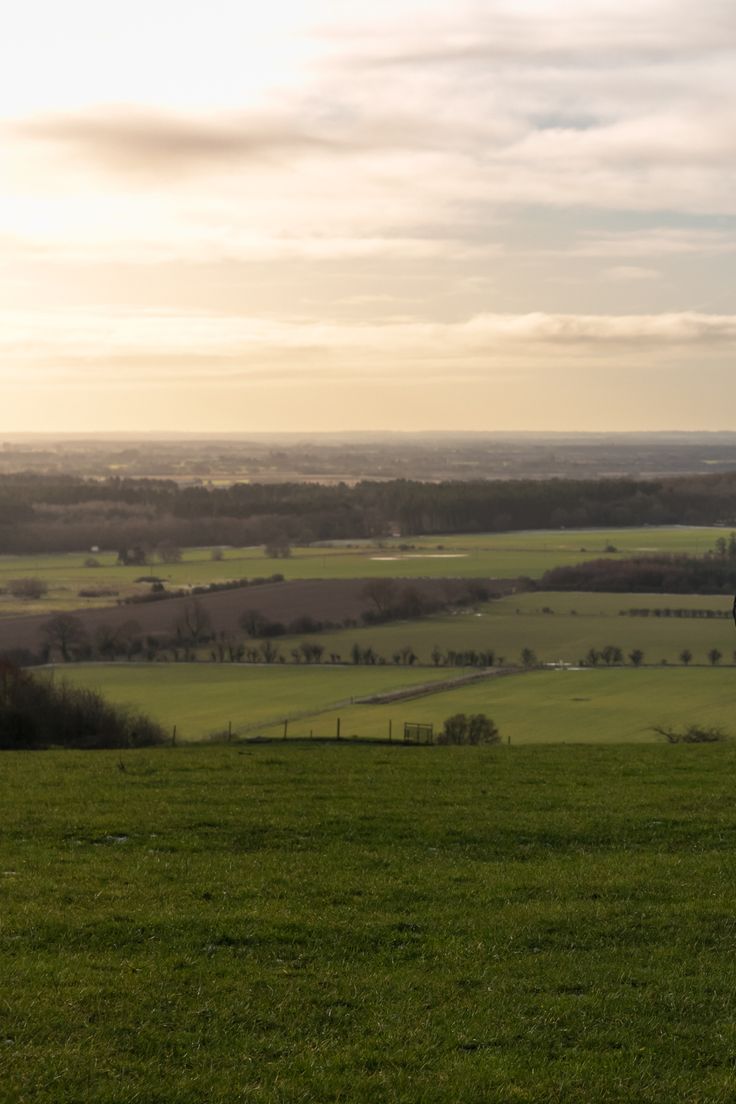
xmin=173 ymin=600 xmax=213 ymax=644
xmin=438 ymin=712 xmax=500 ymax=745
xmin=0 ymin=662 xmax=166 ymax=750
xmin=239 ymin=610 xmax=285 ymax=638
xmin=288 ymin=615 xmax=325 ymax=635
xmin=157 ymin=542 xmax=182 ymax=564
xmin=0 ymin=648 xmax=44 ymax=668
xmin=265 ymin=541 xmax=291 ymax=559
xmin=8 ymin=577 xmax=48 ymax=600
xmin=652 ymin=723 xmax=728 ymax=744
xmin=601 ymin=644 xmax=624 ymax=665
xmin=41 ymin=614 xmax=88 ymax=662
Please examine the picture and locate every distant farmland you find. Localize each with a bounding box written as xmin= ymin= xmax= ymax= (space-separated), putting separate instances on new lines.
xmin=273 ymin=589 xmax=735 ymax=667
xmin=0 ymin=525 xmax=728 ymax=618
xmin=0 ymin=576 xmax=513 ymax=656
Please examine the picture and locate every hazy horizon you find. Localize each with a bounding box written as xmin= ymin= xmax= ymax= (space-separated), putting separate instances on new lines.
xmin=3 ymin=1 xmax=736 ymax=433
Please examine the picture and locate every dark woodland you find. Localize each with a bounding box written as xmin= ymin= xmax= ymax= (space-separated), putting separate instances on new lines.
xmin=2 ymin=470 xmax=736 ymax=553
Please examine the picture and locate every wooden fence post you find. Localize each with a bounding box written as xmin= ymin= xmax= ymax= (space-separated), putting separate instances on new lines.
xmin=172 ymin=724 xmax=177 ymax=746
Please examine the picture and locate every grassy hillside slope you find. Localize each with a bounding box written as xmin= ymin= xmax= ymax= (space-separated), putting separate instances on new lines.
xmin=52 ymin=663 xmax=454 ymax=741
xmin=3 ymin=742 xmax=736 ymax=1102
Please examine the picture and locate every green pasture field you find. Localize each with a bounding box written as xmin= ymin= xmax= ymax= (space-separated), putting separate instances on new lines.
xmin=387 ymin=526 xmax=725 ymax=555
xmin=0 ymin=525 xmax=729 ymax=615
xmin=275 ymin=589 xmax=736 ymax=667
xmin=4 ymin=742 xmax=736 ymax=1102
xmin=52 ymin=663 xmax=453 ymax=742
xmin=263 ymin=667 xmax=736 ymax=745
xmin=56 ymin=663 xmax=736 ymax=746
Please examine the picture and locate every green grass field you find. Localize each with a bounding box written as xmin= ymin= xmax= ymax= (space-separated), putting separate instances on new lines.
xmin=56 ymin=663 xmax=736 ymax=746
xmin=4 ymin=742 xmax=736 ymax=1102
xmin=274 ymin=589 xmax=736 ymax=667
xmin=266 ymin=667 xmax=736 ymax=744
xmin=0 ymin=525 xmax=729 ymax=615
xmin=53 ymin=663 xmax=454 ymax=741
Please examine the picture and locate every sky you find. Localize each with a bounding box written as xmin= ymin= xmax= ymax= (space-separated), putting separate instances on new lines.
xmin=2 ymin=0 xmax=736 ymax=433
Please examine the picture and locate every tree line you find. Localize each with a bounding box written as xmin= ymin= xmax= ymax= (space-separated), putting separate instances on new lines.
xmin=4 ymin=470 xmax=736 ymax=552
xmin=15 ymin=610 xmax=730 ymax=671
xmin=620 ymin=608 xmax=731 ymax=619
xmin=540 ymin=556 xmax=736 ymax=594
xmin=0 ymin=660 xmax=165 ymax=749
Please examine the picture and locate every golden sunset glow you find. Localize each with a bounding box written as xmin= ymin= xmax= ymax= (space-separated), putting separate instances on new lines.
xmin=2 ymin=0 xmax=736 ymax=432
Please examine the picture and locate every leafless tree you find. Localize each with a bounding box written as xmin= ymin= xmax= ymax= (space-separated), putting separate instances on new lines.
xmin=9 ymin=578 xmax=48 ymax=600
xmin=360 ymin=578 xmax=397 ymax=615
xmin=174 ymin=600 xmax=212 ymax=643
xmin=41 ymin=614 xmax=88 ymax=662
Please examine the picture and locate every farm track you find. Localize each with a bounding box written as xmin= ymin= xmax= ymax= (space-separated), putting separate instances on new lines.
xmin=353 ymin=666 xmax=524 ymax=705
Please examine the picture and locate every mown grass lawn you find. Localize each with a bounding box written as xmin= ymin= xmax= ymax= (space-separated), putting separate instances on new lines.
xmin=3 ymin=742 xmax=736 ymax=1102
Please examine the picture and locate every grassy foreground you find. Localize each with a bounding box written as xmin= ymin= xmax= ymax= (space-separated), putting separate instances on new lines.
xmin=3 ymin=743 xmax=736 ymax=1102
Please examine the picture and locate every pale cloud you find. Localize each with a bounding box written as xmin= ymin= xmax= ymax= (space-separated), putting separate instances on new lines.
xmin=602 ymin=266 xmax=661 ymax=281
xmin=3 ymin=1 xmax=736 ymax=430
xmin=574 ymin=229 xmax=736 ymax=258
xmin=0 ymin=229 xmax=502 ymax=266
xmin=8 ymin=4 xmax=736 ymax=220
xmin=4 ymin=309 xmax=736 ymax=378
xmin=13 ymin=109 xmax=342 ymax=176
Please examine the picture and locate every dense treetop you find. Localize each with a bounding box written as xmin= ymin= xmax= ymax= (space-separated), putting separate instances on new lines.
xmin=1 ymin=471 xmax=736 ymax=553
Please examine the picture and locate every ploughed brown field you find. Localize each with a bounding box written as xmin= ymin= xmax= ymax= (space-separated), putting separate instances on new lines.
xmin=0 ymin=577 xmax=515 ymax=655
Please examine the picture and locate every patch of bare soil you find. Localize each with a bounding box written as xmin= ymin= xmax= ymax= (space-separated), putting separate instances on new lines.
xmin=0 ymin=578 xmax=518 ymax=656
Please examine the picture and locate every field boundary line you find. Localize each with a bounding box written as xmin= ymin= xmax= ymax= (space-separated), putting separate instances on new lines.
xmin=232 ymin=668 xmax=530 ymax=738
xmin=352 ymin=666 xmax=524 ymax=705
xmin=212 ymin=672 xmax=492 ymax=737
